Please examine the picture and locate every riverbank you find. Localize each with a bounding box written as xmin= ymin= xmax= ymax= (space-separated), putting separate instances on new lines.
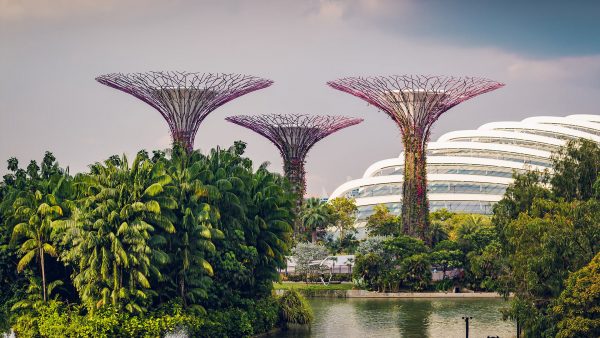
xmin=273 ymin=282 xmax=506 ymax=298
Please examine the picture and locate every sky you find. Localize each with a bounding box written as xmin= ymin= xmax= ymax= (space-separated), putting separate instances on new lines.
xmin=1 ymin=0 xmax=600 ymax=197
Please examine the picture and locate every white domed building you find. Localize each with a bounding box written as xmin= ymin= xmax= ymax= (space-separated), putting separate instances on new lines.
xmin=329 ymin=115 xmax=600 ymax=228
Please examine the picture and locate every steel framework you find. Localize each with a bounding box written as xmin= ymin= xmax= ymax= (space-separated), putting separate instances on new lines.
xmin=96 ymin=71 xmax=273 ymax=151
xmin=225 ymin=114 xmax=363 ymax=230
xmin=327 ymin=75 xmax=504 ymax=242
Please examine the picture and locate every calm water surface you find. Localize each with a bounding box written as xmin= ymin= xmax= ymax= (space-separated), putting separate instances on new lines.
xmin=273 ymin=298 xmax=516 ymax=338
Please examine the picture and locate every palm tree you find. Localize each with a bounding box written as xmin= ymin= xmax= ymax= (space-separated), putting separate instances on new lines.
xmin=163 ymin=146 xmax=220 ymax=308
xmin=69 ymin=153 xmax=177 ymax=313
xmin=247 ymin=165 xmax=294 ymax=293
xmin=300 ymin=198 xmax=331 ymax=243
xmin=10 ymin=190 xmax=64 ymax=302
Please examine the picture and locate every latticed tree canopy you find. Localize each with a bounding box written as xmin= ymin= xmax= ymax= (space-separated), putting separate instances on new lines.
xmin=225 ymin=114 xmax=363 ymax=200
xmin=96 ymin=71 xmax=273 ymax=151
xmin=327 ymin=75 xmax=504 ymax=143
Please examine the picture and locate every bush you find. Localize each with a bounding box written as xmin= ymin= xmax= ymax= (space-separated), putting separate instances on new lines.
xmin=12 ymin=298 xmax=284 ymax=338
xmin=278 ymin=289 xmax=313 ymax=327
xmin=244 ymin=297 xmax=280 ymax=335
xmin=13 ymin=301 xmax=197 ymax=338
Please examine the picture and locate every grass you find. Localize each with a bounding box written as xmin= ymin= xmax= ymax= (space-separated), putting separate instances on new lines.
xmin=274 ymin=282 xmax=354 ymax=291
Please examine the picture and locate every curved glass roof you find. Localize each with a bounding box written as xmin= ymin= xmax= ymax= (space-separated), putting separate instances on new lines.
xmin=329 ymin=114 xmax=600 ymax=219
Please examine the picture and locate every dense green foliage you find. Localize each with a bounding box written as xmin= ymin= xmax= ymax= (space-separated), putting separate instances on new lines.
xmin=493 ymin=139 xmax=600 ymax=337
xmin=277 ymin=289 xmax=313 ymax=326
xmin=365 ymin=204 xmax=402 ymax=237
xmin=0 ymin=143 xmax=308 ymax=337
xmin=298 ymin=196 xmax=359 ymax=254
xmin=353 ymin=207 xmax=501 ymax=292
xmin=550 ymin=252 xmax=600 ymax=338
xmin=352 ymin=235 xmax=431 ymax=292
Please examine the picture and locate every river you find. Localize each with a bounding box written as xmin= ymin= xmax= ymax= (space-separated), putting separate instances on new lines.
xmin=272 ymin=297 xmax=516 ymax=338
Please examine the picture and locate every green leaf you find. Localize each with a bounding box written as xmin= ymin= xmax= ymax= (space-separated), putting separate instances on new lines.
xmin=145 ymin=200 xmax=161 ymax=214
xmin=17 ymin=249 xmax=36 ymax=272
xmin=143 ymin=183 xmax=164 ymax=197
xmin=199 ymin=258 xmax=214 ymax=276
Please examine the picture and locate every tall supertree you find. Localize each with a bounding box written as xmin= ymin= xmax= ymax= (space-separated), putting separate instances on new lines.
xmin=327 ymin=75 xmax=504 ymax=242
xmin=225 ymin=114 xmax=363 ymax=232
xmin=96 ymin=71 xmax=273 ymax=151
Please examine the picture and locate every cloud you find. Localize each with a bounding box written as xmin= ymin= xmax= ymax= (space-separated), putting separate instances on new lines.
xmin=312 ymin=0 xmax=346 ymax=21
xmin=507 ymin=55 xmax=600 ymax=87
xmin=0 ymin=0 xmax=139 ymax=21
xmin=308 ymin=0 xmax=411 ymax=22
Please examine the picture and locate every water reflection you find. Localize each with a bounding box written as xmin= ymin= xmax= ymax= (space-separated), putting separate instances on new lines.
xmin=395 ymin=300 xmax=433 ymax=338
xmin=273 ymin=298 xmax=515 ymax=338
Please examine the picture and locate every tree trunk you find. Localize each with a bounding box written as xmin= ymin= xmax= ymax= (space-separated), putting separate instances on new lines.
xmin=402 ymin=134 xmax=430 ymax=244
xmin=180 ymin=276 xmax=187 ymax=307
xmin=40 ymin=246 xmax=47 ymax=302
xmin=284 ymin=157 xmax=306 ymax=235
xmin=311 ymin=230 xmax=317 ymax=243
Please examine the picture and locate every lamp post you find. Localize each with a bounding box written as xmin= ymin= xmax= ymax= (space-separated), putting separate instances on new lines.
xmin=462 ymin=316 xmax=473 ymax=338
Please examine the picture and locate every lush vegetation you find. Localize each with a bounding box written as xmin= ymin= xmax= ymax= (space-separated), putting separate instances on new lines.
xmin=348 ymin=208 xmax=500 ymax=292
xmin=293 ymin=139 xmax=600 ymax=336
xmin=0 ymin=143 xmax=312 ymax=337
xmin=493 ymin=139 xmax=600 ymax=337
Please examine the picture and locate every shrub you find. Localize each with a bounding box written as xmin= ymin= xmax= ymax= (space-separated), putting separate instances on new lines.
xmin=278 ymin=289 xmax=313 ymax=327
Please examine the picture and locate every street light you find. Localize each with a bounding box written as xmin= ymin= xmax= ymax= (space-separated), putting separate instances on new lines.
xmin=462 ymin=316 xmax=473 ymax=338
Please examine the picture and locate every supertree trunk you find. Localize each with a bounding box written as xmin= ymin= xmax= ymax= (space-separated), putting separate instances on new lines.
xmin=284 ymin=157 xmax=307 ymax=233
xmin=225 ymin=114 xmax=363 ymax=235
xmin=284 ymin=157 xmax=306 ymax=203
xmin=327 ymin=75 xmax=504 ymax=243
xmin=402 ymin=133 xmax=429 ymax=240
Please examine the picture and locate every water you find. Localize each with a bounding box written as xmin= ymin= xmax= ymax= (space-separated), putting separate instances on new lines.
xmin=273 ymin=298 xmax=516 ymax=338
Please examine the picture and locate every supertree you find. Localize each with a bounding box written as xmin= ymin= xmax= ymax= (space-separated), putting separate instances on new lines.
xmin=327 ymin=75 xmax=504 ymax=242
xmin=225 ymin=114 xmax=363 ymax=231
xmin=96 ymin=71 xmax=273 ymax=151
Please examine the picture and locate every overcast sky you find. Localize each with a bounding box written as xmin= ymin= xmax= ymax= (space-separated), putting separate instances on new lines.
xmin=1 ymin=0 xmax=600 ymax=197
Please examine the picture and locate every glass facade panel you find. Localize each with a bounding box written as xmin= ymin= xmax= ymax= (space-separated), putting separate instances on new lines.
xmin=428 ymin=149 xmax=551 ymax=167
xmin=341 ymin=181 xmax=507 ymax=199
xmin=357 ymin=200 xmax=494 ymax=220
xmin=374 ymin=164 xmax=521 ymax=178
xmin=496 ymin=128 xmax=574 ymax=141
xmin=450 ymin=137 xmax=560 ymax=152
xmin=544 ymin=123 xmax=600 ymax=137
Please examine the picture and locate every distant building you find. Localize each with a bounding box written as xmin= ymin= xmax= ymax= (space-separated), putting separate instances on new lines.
xmin=330 ymin=115 xmax=600 ymax=226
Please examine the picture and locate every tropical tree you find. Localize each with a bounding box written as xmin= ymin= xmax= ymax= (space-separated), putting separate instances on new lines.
xmin=291 ymin=242 xmax=329 ymax=281
xmin=197 ymin=142 xmax=294 ymax=306
xmin=161 ymin=146 xmax=219 ymax=309
xmin=300 ymin=197 xmax=331 ymax=243
xmin=400 ymin=253 xmax=432 ymax=291
xmin=551 ymin=252 xmax=600 ymax=338
xmin=430 ymin=249 xmax=462 ymax=279
xmin=365 ymin=204 xmax=401 ymax=236
xmin=328 ymin=197 xmax=357 ymax=239
xmin=0 ymin=152 xmax=68 ymax=329
xmin=245 ymin=165 xmax=294 ymax=293
xmin=551 ymin=138 xmax=600 ymax=201
xmin=66 ymin=153 xmax=177 ymax=313
xmin=10 ymin=189 xmax=66 ymax=302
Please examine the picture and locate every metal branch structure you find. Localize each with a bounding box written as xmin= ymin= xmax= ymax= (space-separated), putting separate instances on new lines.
xmin=225 ymin=114 xmax=363 ymax=231
xmin=96 ymin=71 xmax=273 ymax=151
xmin=327 ymin=75 xmax=504 ymax=242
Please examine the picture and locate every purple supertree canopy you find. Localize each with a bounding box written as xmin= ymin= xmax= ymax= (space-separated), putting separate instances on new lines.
xmin=327 ymin=75 xmax=504 ymax=143
xmin=327 ymin=75 xmax=504 ymax=242
xmin=225 ymin=114 xmax=363 ymax=200
xmin=96 ymin=71 xmax=273 ymax=151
